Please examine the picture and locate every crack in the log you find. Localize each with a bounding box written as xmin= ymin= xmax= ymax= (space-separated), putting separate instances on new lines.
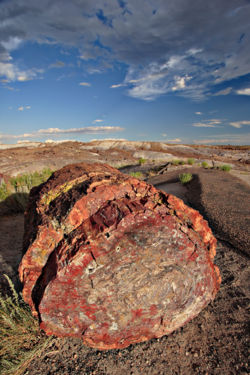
xmin=90 ymin=250 xmax=97 ymax=263
xmin=188 ymin=244 xmax=198 ymax=261
xmin=81 ymin=328 xmax=87 ymax=337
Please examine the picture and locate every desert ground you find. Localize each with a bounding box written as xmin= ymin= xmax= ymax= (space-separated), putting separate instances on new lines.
xmin=0 ymin=140 xmax=249 ymax=375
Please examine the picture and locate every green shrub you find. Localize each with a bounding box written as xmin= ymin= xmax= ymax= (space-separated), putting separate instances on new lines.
xmin=179 ymin=160 xmax=185 ymax=165
xmin=7 ymin=169 xmax=53 ymax=198
xmin=129 ymin=171 xmax=143 ymax=178
xmin=138 ymin=158 xmax=146 ymax=165
xmin=188 ymin=158 xmax=195 ymax=165
xmin=179 ymin=173 xmax=193 ymax=184
xmin=172 ymin=159 xmax=181 ymax=166
xmin=0 ymin=183 xmax=8 ymax=201
xmin=0 ymin=275 xmax=52 ymax=375
xmin=219 ymin=164 xmax=231 ymax=172
xmin=201 ymin=161 xmax=209 ymax=168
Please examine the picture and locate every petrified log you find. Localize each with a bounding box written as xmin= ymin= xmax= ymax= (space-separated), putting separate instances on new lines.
xmin=19 ymin=163 xmax=221 ymax=350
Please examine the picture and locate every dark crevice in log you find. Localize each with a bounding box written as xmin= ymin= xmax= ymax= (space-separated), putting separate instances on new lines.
xmin=32 ymin=247 xmax=59 ymax=320
xmin=47 ymin=180 xmax=91 ymax=219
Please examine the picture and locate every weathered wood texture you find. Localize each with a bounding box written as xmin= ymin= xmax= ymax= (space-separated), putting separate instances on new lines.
xmin=19 ymin=163 xmax=220 ymax=349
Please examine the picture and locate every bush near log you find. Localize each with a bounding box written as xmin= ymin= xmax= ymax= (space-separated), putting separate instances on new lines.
xmin=19 ymin=163 xmax=220 ymax=350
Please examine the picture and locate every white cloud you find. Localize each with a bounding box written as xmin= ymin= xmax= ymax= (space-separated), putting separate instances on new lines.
xmin=37 ymin=126 xmax=124 ymax=135
xmin=194 ymin=133 xmax=250 ymax=145
xmin=17 ymin=75 xmax=32 ymax=82
xmin=192 ymin=118 xmax=223 ymax=128
xmin=209 ymin=119 xmax=223 ymax=125
xmin=195 ymin=112 xmax=202 ymax=115
xmin=193 ymin=123 xmax=216 ymax=128
xmin=172 ymin=75 xmax=191 ymax=91
xmin=90 ymin=138 xmax=127 ymax=142
xmin=236 ymin=88 xmax=250 ymax=96
xmin=193 ymin=123 xmax=218 ymax=128
xmin=0 ymin=0 xmax=250 ymax=99
xmin=110 ymin=83 xmax=125 ymax=88
xmin=0 ymin=126 xmax=124 ymax=141
xmin=1 ymin=37 xmax=22 ymax=51
xmin=168 ymin=138 xmax=182 ymax=143
xmin=79 ymin=82 xmax=91 ymax=87
xmin=92 ymin=119 xmax=103 ymax=123
xmin=0 ymin=62 xmax=40 ymax=82
xmin=18 ymin=105 xmax=31 ymax=111
xmin=214 ymin=87 xmax=232 ymax=96
xmin=229 ymin=120 xmax=250 ymax=128
xmin=49 ymin=61 xmax=65 ymax=68
xmin=161 ymin=133 xmax=167 ymax=137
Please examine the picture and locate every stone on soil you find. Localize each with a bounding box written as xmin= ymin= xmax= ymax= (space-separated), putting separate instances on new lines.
xmin=19 ymin=162 xmax=220 ymax=349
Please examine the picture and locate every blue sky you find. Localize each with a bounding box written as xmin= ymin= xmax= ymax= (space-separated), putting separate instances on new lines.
xmin=0 ymin=0 xmax=250 ymax=145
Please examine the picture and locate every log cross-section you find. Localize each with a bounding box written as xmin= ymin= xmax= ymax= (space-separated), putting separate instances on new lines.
xmin=19 ymin=163 xmax=220 ymax=350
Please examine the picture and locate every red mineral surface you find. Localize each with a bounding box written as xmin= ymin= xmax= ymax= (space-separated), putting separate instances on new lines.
xmin=19 ymin=162 xmax=221 ymax=350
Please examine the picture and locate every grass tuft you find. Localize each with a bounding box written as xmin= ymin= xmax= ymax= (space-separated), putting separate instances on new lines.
xmin=0 ymin=275 xmax=52 ymax=375
xmin=172 ymin=159 xmax=181 ymax=166
xmin=218 ymin=164 xmax=231 ymax=172
xmin=138 ymin=158 xmax=146 ymax=165
xmin=129 ymin=171 xmax=143 ymax=178
xmin=187 ymin=158 xmax=195 ymax=165
xmin=179 ymin=173 xmax=193 ymax=185
xmin=201 ymin=161 xmax=209 ymax=168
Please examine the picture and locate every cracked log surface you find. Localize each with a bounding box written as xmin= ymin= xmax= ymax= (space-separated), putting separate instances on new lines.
xmin=19 ymin=163 xmax=221 ymax=350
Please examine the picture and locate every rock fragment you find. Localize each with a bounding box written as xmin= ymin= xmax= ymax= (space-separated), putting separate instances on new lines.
xmin=19 ymin=163 xmax=220 ymax=349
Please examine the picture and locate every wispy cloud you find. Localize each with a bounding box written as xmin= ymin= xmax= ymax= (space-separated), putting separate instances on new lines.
xmin=236 ymin=88 xmax=250 ymax=96
xmin=214 ymin=87 xmax=232 ymax=96
xmin=195 ymin=112 xmax=202 ymax=115
xmin=49 ymin=60 xmax=65 ymax=68
xmin=0 ymin=126 xmax=124 ymax=141
xmin=110 ymin=83 xmax=125 ymax=88
xmin=193 ymin=123 xmax=217 ymax=128
xmin=79 ymin=82 xmax=91 ymax=87
xmin=209 ymin=119 xmax=223 ymax=125
xmin=229 ymin=120 xmax=250 ymax=128
xmin=193 ymin=119 xmax=222 ymax=128
xmin=194 ymin=133 xmax=250 ymax=145
xmin=37 ymin=126 xmax=124 ymax=135
xmin=168 ymin=138 xmax=182 ymax=143
xmin=0 ymin=0 xmax=249 ymax=100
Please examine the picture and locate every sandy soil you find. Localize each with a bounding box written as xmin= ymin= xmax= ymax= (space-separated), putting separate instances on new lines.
xmin=0 ymin=164 xmax=249 ymax=375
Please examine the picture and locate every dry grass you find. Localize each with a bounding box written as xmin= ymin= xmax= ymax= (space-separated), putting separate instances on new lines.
xmin=0 ymin=275 xmax=52 ymax=375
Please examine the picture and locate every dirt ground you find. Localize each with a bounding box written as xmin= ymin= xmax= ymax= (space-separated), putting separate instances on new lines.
xmin=0 ymin=165 xmax=249 ymax=375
